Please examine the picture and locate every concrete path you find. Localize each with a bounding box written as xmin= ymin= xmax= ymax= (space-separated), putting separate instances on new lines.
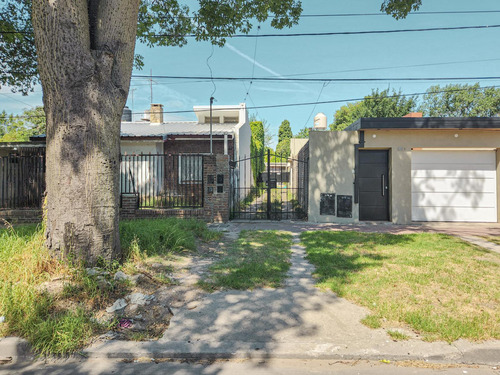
xmin=80 ymin=221 xmax=500 ymax=365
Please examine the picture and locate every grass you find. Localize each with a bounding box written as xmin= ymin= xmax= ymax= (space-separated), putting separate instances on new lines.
xmin=0 ymin=218 xmax=221 ymax=355
xmin=301 ymin=231 xmax=500 ymax=342
xmin=200 ymin=230 xmax=293 ymax=290
xmin=387 ymin=330 xmax=410 ymax=341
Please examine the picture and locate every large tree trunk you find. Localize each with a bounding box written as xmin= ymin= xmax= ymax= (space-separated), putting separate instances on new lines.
xmin=32 ymin=0 xmax=140 ymax=265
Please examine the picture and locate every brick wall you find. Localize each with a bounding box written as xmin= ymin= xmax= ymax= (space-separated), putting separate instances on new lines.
xmin=0 ymin=209 xmax=42 ymax=224
xmin=164 ymin=136 xmax=234 ymax=160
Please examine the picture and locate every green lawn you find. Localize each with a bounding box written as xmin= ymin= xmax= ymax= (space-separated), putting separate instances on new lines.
xmin=200 ymin=230 xmax=293 ymax=290
xmin=301 ymin=231 xmax=500 ymax=342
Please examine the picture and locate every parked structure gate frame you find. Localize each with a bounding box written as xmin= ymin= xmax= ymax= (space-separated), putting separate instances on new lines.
xmin=230 ymin=149 xmax=309 ymax=220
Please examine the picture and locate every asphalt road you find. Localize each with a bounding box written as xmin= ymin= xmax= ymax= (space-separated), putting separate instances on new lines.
xmin=2 ymin=358 xmax=500 ymax=375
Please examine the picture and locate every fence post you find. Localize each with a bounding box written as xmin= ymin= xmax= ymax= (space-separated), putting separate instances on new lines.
xmin=267 ymin=149 xmax=271 ymax=220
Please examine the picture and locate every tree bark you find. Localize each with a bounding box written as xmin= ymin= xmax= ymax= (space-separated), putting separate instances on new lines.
xmin=32 ymin=0 xmax=140 ymax=265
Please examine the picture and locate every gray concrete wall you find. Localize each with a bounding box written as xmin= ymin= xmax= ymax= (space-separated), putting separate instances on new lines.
xmin=308 ymin=130 xmax=358 ymax=223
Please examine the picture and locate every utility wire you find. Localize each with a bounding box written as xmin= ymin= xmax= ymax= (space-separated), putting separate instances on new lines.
xmin=131 ymin=75 xmax=500 ymax=82
xmin=151 ymin=24 xmax=500 ymax=38
xmin=244 ymin=25 xmax=260 ymax=102
xmin=303 ymin=82 xmax=329 ymax=128
xmin=5 ymin=85 xmax=500 ymax=120
xmin=300 ymin=10 xmax=500 ymax=17
xmin=3 ymin=24 xmax=500 ymax=38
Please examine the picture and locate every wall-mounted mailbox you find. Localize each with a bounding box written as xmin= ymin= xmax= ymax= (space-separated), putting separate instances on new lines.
xmin=337 ymin=195 xmax=352 ymax=218
xmin=320 ymin=193 xmax=335 ymax=215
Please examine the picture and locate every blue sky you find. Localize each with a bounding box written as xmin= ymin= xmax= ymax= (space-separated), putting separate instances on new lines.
xmin=1 ymin=0 xmax=500 ymax=147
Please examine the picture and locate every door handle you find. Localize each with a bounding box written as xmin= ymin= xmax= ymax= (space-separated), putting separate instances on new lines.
xmin=381 ymin=174 xmax=385 ymax=196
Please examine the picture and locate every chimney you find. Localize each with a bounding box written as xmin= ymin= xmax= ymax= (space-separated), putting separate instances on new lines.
xmin=150 ymin=103 xmax=164 ymax=124
xmin=403 ymin=112 xmax=423 ymax=118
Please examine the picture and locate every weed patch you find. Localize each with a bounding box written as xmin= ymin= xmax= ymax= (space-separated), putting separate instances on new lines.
xmin=0 ymin=218 xmax=221 ymax=355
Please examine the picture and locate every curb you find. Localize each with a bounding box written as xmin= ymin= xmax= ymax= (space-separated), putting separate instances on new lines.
xmin=81 ymin=340 xmax=500 ymax=366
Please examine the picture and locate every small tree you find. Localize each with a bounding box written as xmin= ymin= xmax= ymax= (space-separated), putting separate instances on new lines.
xmin=294 ymin=127 xmax=310 ymax=139
xmin=275 ymin=119 xmax=292 ymax=158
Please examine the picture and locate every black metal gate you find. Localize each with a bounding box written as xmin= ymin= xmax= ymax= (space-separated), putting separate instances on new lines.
xmin=230 ymin=149 xmax=309 ymax=220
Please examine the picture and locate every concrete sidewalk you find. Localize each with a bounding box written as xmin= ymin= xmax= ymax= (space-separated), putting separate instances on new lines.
xmin=3 ymin=221 xmax=500 ymax=365
xmin=81 ymin=222 xmax=500 ymax=366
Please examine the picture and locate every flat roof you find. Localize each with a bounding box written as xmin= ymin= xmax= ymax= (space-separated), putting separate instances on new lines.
xmin=344 ymin=117 xmax=500 ymax=131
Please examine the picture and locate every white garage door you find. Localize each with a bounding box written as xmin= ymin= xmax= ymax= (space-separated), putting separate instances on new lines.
xmin=411 ymin=150 xmax=497 ymax=222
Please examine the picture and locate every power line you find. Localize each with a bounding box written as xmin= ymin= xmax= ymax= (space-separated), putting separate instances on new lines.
xmin=151 ymin=24 xmax=500 ymax=38
xmin=3 ymin=24 xmax=500 ymax=38
xmin=5 ymin=85 xmax=500 ymax=120
xmin=131 ymin=75 xmax=500 ymax=83
xmin=300 ymin=10 xmax=500 ymax=17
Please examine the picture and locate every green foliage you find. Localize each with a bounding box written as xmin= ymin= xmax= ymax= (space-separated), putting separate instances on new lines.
xmin=0 ymin=106 xmax=46 ymax=142
xmin=276 ymin=119 xmax=292 ymax=158
xmin=330 ymin=89 xmax=417 ymax=131
xmin=250 ymin=120 xmax=265 ymax=185
xmin=420 ymin=83 xmax=500 ymax=117
xmin=200 ymin=230 xmax=293 ymax=290
xmin=1 ymin=0 xmax=302 ymax=93
xmin=294 ymin=126 xmax=310 ymax=139
xmin=381 ymin=0 xmax=422 ymax=19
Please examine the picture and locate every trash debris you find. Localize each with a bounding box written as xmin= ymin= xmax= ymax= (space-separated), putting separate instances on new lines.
xmin=119 ymin=319 xmax=133 ymax=329
xmin=0 ymin=316 xmax=5 ymax=323
xmin=380 ymin=359 xmax=391 ymax=364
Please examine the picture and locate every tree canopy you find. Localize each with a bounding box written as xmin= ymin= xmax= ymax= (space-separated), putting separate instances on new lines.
xmin=330 ymin=89 xmax=417 ymax=131
xmin=420 ymin=84 xmax=500 ymax=117
xmin=0 ymin=106 xmax=45 ymax=142
xmin=1 ymin=0 xmax=303 ymax=95
xmin=276 ymin=119 xmax=292 ymax=158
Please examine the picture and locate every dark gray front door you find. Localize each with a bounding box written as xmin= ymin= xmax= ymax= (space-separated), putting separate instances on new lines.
xmin=358 ymin=150 xmax=389 ymax=221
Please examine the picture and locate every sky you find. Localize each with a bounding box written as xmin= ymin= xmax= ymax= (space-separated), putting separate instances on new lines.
xmin=1 ymin=0 xmax=500 ymax=147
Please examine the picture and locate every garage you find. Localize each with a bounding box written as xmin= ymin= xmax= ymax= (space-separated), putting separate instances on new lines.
xmin=411 ymin=150 xmax=497 ymax=222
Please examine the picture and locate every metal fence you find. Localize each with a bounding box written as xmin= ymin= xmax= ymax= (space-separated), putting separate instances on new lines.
xmin=0 ymin=153 xmax=205 ymax=210
xmin=0 ymin=154 xmax=46 ymax=209
xmin=120 ymin=153 xmax=204 ymax=208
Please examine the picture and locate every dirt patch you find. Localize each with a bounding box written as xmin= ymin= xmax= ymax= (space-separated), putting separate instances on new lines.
xmin=93 ymin=230 xmax=236 ymax=342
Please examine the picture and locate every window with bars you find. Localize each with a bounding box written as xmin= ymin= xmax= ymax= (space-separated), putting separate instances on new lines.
xmin=178 ymin=155 xmax=203 ymax=184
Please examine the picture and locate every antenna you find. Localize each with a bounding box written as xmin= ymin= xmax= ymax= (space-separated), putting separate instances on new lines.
xmin=149 ymin=69 xmax=158 ymax=104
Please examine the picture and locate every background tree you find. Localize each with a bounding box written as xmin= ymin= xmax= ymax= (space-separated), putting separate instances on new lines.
xmin=420 ymin=83 xmax=500 ymax=117
xmin=330 ymin=89 xmax=417 ymax=131
xmin=0 ymin=106 xmax=45 ymax=142
xmin=1 ymin=0 xmax=302 ymax=265
xmin=275 ymin=119 xmax=293 ymax=158
xmin=294 ymin=127 xmax=310 ymax=139
xmin=250 ymin=121 xmax=265 ymax=185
